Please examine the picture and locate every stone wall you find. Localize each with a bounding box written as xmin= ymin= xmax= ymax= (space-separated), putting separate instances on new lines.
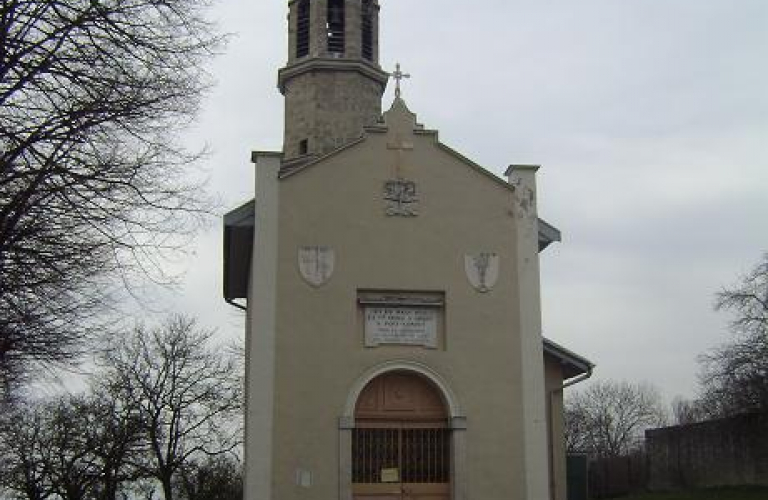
xmin=646 ymin=412 xmax=768 ymax=490
xmin=282 ymin=68 xmax=384 ymax=159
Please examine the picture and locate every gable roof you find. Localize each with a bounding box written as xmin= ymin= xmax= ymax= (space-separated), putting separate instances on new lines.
xmin=277 ymin=98 xmax=546 ymax=202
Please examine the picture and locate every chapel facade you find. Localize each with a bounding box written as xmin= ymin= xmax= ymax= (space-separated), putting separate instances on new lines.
xmin=223 ymin=2 xmax=593 ymax=500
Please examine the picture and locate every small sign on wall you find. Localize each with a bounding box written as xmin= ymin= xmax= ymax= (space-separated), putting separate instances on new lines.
xmin=358 ymin=291 xmax=444 ymax=349
xmin=381 ymin=468 xmax=400 ymax=483
xmin=295 ymin=469 xmax=312 ymax=488
xmin=365 ymin=307 xmax=438 ymax=348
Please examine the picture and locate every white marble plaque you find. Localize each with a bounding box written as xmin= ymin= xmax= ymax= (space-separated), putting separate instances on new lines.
xmin=365 ymin=307 xmax=437 ymax=348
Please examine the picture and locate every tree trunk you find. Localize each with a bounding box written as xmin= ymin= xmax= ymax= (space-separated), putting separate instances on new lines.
xmin=161 ymin=474 xmax=174 ymax=500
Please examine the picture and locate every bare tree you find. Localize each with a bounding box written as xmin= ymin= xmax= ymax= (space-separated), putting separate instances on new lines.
xmin=0 ymin=401 xmax=52 ymax=500
xmin=0 ymin=0 xmax=222 ymax=391
xmin=175 ymin=456 xmax=242 ymax=500
xmin=564 ymin=403 xmax=590 ymax=454
xmin=98 ymin=316 xmax=242 ymax=500
xmin=565 ymin=380 xmax=667 ymax=457
xmin=670 ymin=396 xmax=708 ymax=426
xmin=42 ymin=396 xmax=108 ymax=500
xmin=82 ymin=392 xmax=147 ymax=500
xmin=0 ymin=394 xmax=144 ymax=500
xmin=699 ymin=253 xmax=768 ymax=417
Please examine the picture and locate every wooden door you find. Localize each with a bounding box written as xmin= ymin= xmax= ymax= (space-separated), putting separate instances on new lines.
xmin=352 ymin=372 xmax=450 ymax=500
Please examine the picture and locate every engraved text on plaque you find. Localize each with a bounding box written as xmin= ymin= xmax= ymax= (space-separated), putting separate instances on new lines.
xmin=364 ymin=307 xmax=437 ymax=348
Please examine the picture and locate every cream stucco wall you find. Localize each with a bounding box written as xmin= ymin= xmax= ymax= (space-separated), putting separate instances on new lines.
xmin=247 ymin=101 xmax=551 ymax=500
xmin=545 ymin=356 xmax=568 ymax=500
xmin=244 ymin=152 xmax=281 ymax=500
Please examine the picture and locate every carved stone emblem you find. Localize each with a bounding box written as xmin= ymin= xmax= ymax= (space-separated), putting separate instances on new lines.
xmin=384 ymin=179 xmax=418 ymax=216
xmin=298 ymin=246 xmax=334 ymax=287
xmin=510 ymin=177 xmax=538 ymax=236
xmin=464 ymin=253 xmax=500 ymax=293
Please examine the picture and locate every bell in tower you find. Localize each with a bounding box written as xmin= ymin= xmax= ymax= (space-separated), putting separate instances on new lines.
xmin=278 ymin=0 xmax=389 ymax=166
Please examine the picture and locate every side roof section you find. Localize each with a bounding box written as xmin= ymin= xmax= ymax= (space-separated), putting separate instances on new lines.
xmin=543 ymin=337 xmax=594 ymax=380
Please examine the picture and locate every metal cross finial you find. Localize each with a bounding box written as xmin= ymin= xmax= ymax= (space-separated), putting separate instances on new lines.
xmin=390 ymin=63 xmax=410 ymax=99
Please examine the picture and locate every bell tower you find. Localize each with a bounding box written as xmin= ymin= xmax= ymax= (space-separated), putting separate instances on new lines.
xmin=279 ymin=0 xmax=389 ymax=164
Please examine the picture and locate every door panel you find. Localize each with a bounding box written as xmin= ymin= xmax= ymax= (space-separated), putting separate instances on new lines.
xmin=403 ymin=483 xmax=450 ymax=500
xmin=353 ymin=372 xmax=450 ymax=500
xmin=354 ymin=484 xmax=449 ymax=500
xmin=352 ymin=428 xmax=450 ymax=500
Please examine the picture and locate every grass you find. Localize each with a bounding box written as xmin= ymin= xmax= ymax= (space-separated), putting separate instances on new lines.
xmin=616 ymin=485 xmax=768 ymax=500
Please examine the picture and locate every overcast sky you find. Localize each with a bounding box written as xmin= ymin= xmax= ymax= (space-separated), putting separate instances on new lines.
xmin=155 ymin=0 xmax=768 ymax=404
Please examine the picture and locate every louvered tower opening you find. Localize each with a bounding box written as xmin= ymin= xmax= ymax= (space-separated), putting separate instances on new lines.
xmin=327 ymin=0 xmax=345 ymax=55
xmin=296 ymin=0 xmax=310 ymax=58
xmin=361 ymin=0 xmax=374 ymax=61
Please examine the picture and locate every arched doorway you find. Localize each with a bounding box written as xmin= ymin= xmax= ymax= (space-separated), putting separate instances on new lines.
xmin=352 ymin=371 xmax=451 ymax=500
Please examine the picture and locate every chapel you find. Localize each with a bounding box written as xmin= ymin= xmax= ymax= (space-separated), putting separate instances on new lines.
xmin=222 ymin=1 xmax=593 ymax=499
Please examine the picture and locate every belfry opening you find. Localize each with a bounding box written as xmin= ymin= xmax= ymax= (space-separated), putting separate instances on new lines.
xmin=295 ymin=0 xmax=309 ymax=58
xmin=361 ymin=0 xmax=374 ymax=61
xmin=327 ymin=0 xmax=345 ymax=54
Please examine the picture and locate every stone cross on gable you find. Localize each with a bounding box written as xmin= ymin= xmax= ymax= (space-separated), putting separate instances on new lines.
xmin=390 ymin=63 xmax=410 ymax=99
xmin=387 ymin=134 xmax=413 ymax=177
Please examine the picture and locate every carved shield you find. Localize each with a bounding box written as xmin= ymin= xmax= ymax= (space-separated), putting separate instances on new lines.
xmin=464 ymin=253 xmax=500 ymax=293
xmin=298 ymin=246 xmax=335 ymax=287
